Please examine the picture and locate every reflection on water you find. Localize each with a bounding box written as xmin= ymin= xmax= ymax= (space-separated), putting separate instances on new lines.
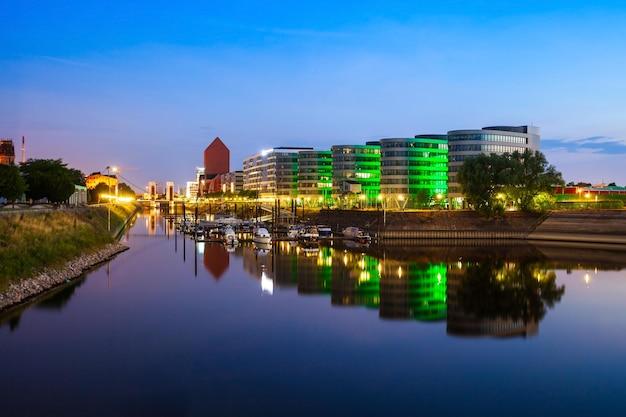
xmin=181 ymin=236 xmax=578 ymax=339
xmin=2 ymin=212 xmax=624 ymax=341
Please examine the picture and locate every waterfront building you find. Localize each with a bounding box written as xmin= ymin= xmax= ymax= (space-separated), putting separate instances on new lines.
xmin=331 ymin=143 xmax=381 ymax=208
xmin=447 ymin=125 xmax=540 ymax=208
xmin=0 ymin=139 xmax=16 ymax=165
xmin=203 ymin=137 xmax=230 ymax=194
xmin=220 ymin=170 xmax=244 ymax=193
xmin=243 ymin=147 xmax=313 ymax=201
xmin=297 ymin=150 xmax=333 ymax=207
xmin=379 ymin=135 xmax=448 ymax=210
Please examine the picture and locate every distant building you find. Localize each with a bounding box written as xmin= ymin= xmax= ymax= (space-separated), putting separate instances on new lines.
xmin=85 ymin=172 xmax=117 ymax=190
xmin=220 ymin=170 xmax=244 ymax=193
xmin=243 ymin=147 xmax=313 ymax=201
xmin=203 ymin=137 xmax=230 ymax=194
xmin=447 ymin=125 xmax=540 ymax=208
xmin=68 ymin=185 xmax=88 ymax=206
xmin=0 ymin=139 xmax=15 ymax=165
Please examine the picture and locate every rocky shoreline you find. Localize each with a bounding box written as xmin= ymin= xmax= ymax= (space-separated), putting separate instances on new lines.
xmin=0 ymin=242 xmax=129 ymax=313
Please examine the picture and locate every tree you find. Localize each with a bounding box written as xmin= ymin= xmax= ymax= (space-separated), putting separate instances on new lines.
xmin=0 ymin=163 xmax=26 ymax=206
xmin=20 ymin=159 xmax=76 ymax=203
xmin=458 ymin=150 xmax=564 ymax=215
xmin=117 ymin=183 xmax=136 ymax=199
xmin=68 ymin=168 xmax=86 ymax=186
xmin=503 ymin=149 xmax=564 ymax=211
xmin=457 ymin=153 xmax=507 ymax=217
xmin=89 ymin=182 xmax=111 ymax=203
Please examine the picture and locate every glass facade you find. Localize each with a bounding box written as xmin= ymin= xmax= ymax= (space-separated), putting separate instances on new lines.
xmin=297 ymin=150 xmax=333 ymax=206
xmin=379 ymin=136 xmax=448 ymax=209
xmin=331 ymin=144 xmax=381 ymax=208
xmin=447 ymin=126 xmax=540 ymax=205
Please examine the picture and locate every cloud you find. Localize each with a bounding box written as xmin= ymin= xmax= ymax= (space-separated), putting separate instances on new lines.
xmin=36 ymin=55 xmax=101 ymax=69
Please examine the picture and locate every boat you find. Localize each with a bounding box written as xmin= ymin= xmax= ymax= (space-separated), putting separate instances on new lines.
xmin=254 ymin=241 xmax=272 ymax=255
xmin=342 ymin=226 xmax=372 ymax=244
xmin=253 ymin=227 xmax=272 ymax=245
xmin=317 ymin=225 xmax=333 ymax=239
xmin=221 ymin=225 xmax=239 ymax=246
xmin=287 ymin=224 xmax=303 ymax=239
xmin=298 ymin=225 xmax=319 ymax=243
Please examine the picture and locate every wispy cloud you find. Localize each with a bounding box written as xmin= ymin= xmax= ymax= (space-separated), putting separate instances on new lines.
xmin=37 ymin=55 xmax=100 ymax=69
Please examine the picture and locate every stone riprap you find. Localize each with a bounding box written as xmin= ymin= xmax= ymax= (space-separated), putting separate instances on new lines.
xmin=0 ymin=243 xmax=128 ymax=312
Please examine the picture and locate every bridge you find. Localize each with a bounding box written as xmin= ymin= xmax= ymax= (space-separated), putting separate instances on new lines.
xmin=137 ymin=199 xmax=298 ymax=224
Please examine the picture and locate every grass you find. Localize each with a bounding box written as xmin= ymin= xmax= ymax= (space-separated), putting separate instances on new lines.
xmin=0 ymin=203 xmax=138 ymax=290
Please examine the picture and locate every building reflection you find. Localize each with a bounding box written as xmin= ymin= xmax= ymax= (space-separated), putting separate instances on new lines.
xmin=202 ymin=242 xmax=229 ymax=280
xmin=235 ymin=240 xmax=567 ymax=338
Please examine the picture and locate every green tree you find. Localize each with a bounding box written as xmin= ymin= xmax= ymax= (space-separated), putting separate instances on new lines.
xmin=117 ymin=183 xmax=136 ymax=199
xmin=457 ymin=153 xmax=507 ymax=217
xmin=20 ymin=159 xmax=76 ymax=203
xmin=0 ymin=163 xmax=27 ymax=206
xmin=503 ymin=149 xmax=564 ymax=211
xmin=458 ymin=150 xmax=563 ymax=215
xmin=68 ymin=168 xmax=86 ymax=186
xmin=89 ymin=182 xmax=111 ymax=203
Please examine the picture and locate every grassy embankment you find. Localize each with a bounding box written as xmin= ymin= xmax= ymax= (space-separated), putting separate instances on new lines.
xmin=0 ymin=203 xmax=138 ymax=290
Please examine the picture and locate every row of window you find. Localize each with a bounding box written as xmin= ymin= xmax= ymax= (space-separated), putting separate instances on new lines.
xmin=381 ymin=160 xmax=448 ymax=168
xmin=381 ymin=178 xmax=448 ymax=185
xmin=448 ymin=134 xmax=528 ymax=144
xmin=382 ymin=150 xmax=448 ymax=158
xmin=380 ymin=141 xmax=448 ymax=150
xmin=381 ymin=170 xmax=448 ymax=177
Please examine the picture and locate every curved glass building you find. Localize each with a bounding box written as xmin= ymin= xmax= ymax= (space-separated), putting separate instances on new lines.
xmin=379 ymin=135 xmax=448 ymax=209
xmin=297 ymin=150 xmax=333 ymax=207
xmin=331 ymin=143 xmax=381 ymax=208
xmin=447 ymin=125 xmax=540 ymax=208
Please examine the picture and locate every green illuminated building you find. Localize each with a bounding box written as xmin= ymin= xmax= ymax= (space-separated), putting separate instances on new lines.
xmin=297 ymin=150 xmax=333 ymax=207
xmin=331 ymin=143 xmax=381 ymax=208
xmin=379 ymin=135 xmax=448 ymax=209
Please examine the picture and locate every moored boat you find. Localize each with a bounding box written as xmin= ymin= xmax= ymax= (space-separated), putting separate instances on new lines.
xmin=317 ymin=225 xmax=333 ymax=239
xmin=298 ymin=225 xmax=319 ymax=243
xmin=222 ymin=225 xmax=239 ymax=246
xmin=342 ymin=226 xmax=372 ymax=244
xmin=253 ymin=227 xmax=272 ymax=245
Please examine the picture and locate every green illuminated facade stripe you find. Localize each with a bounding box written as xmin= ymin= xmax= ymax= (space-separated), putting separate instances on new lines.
xmin=331 ymin=143 xmax=381 ymax=207
xmin=297 ymin=150 xmax=333 ymax=206
xmin=379 ymin=136 xmax=448 ymax=209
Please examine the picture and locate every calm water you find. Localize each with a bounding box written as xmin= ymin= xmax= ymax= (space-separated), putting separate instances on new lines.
xmin=2 ymin=213 xmax=626 ymax=417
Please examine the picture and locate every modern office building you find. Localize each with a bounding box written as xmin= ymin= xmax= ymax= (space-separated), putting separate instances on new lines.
xmin=331 ymin=143 xmax=381 ymax=208
xmin=220 ymin=170 xmax=244 ymax=193
xmin=447 ymin=125 xmax=540 ymax=207
xmin=0 ymin=139 xmax=15 ymax=165
xmin=379 ymin=135 xmax=448 ymax=209
xmin=243 ymin=147 xmax=313 ymax=201
xmin=297 ymin=150 xmax=333 ymax=206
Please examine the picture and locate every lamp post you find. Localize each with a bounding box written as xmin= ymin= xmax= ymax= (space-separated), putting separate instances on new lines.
xmin=106 ymin=166 xmax=111 ymax=232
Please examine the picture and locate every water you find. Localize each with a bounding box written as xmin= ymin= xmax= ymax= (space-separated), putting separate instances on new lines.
xmin=2 ymin=213 xmax=626 ymax=417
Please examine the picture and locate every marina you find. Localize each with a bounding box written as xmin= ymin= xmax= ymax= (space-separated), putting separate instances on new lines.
xmin=2 ymin=212 xmax=626 ymax=417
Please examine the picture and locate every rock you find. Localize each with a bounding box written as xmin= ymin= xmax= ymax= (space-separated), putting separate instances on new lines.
xmin=0 ymin=243 xmax=129 ymax=312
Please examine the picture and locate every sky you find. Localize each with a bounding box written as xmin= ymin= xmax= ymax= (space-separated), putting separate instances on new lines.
xmin=2 ymin=0 xmax=626 ymax=191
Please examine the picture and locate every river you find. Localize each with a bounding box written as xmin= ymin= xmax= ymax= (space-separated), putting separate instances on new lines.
xmin=1 ymin=212 xmax=626 ymax=417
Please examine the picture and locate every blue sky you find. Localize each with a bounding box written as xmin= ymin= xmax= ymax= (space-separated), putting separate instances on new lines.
xmin=2 ymin=1 xmax=626 ymax=190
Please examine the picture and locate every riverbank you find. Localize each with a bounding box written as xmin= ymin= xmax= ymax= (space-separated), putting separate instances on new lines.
xmin=307 ymin=208 xmax=626 ymax=245
xmin=0 ymin=242 xmax=128 ymax=312
xmin=0 ymin=203 xmax=140 ymax=313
